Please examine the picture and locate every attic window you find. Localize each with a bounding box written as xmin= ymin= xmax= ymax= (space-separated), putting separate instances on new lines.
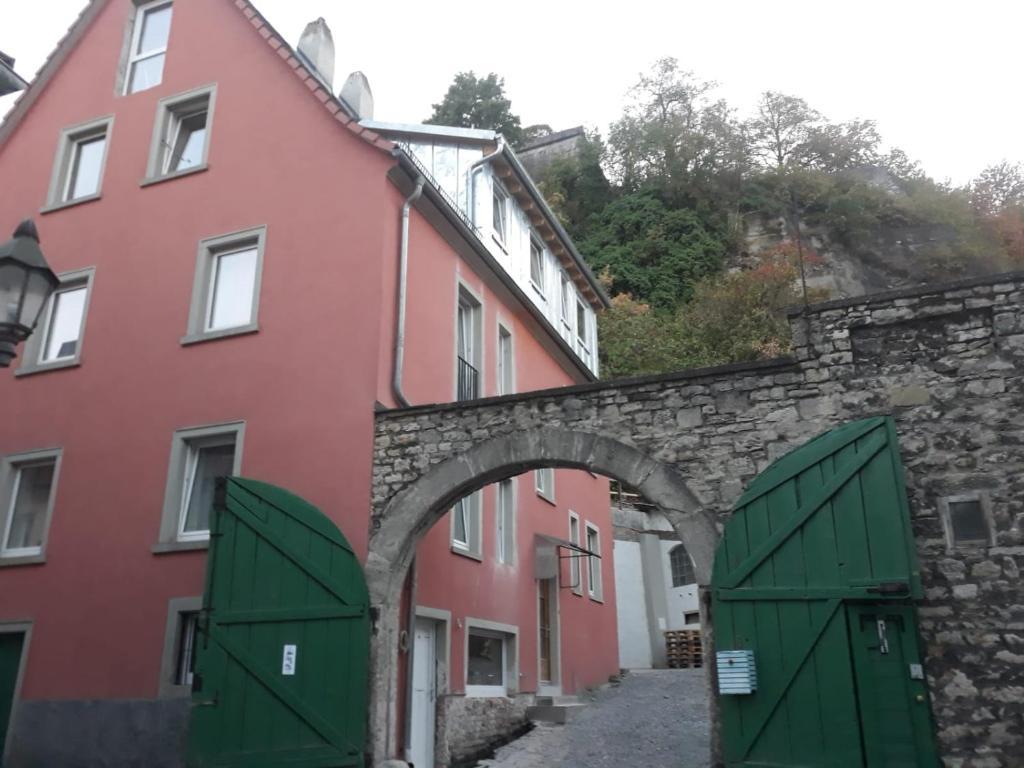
xmin=492 ymin=185 xmax=508 ymax=245
xmin=125 ymin=1 xmax=173 ymax=95
xmin=146 ymin=86 xmax=216 ymax=181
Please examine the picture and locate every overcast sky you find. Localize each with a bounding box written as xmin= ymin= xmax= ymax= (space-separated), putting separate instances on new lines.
xmin=2 ymin=0 xmax=1020 ymax=185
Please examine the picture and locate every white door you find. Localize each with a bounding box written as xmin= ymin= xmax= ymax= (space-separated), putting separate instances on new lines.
xmin=409 ymin=619 xmax=437 ymax=768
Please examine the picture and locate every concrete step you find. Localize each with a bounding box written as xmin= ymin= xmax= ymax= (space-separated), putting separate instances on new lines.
xmin=534 ymin=694 xmax=580 ymax=706
xmin=526 ymin=700 xmax=587 ymax=724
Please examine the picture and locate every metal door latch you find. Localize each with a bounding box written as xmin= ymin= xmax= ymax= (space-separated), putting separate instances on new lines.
xmin=876 ymin=619 xmax=890 ymax=655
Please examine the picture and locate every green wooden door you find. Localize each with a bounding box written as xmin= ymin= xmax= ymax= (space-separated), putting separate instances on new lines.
xmin=186 ymin=477 xmax=369 ymax=768
xmin=0 ymin=632 xmax=25 ymax=760
xmin=848 ymin=605 xmax=940 ymax=767
xmin=712 ymin=417 xmax=940 ymax=767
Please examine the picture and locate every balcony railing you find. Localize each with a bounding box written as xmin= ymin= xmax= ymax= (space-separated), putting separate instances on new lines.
xmin=457 ymin=356 xmax=480 ymax=401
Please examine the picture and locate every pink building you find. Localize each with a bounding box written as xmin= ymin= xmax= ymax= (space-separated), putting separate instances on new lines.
xmin=0 ymin=2 xmax=617 ymax=766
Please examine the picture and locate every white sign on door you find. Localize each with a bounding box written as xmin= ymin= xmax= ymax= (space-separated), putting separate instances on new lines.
xmin=282 ymin=644 xmax=297 ymax=676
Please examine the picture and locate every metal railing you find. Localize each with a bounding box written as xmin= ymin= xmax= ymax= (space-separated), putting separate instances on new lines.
xmin=457 ymin=356 xmax=480 ymax=401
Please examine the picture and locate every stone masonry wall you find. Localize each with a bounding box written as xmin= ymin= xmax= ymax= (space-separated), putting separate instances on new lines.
xmin=435 ymin=694 xmax=534 ymax=766
xmin=371 ymin=271 xmax=1024 ymax=767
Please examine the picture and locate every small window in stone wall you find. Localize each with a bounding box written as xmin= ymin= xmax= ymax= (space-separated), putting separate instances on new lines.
xmin=939 ymin=493 xmax=994 ymax=549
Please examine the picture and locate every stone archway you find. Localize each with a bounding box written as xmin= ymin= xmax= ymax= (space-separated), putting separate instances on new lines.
xmin=364 ymin=428 xmax=718 ymax=764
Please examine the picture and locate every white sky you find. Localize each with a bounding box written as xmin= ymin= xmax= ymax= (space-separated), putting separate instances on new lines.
xmin=2 ymin=0 xmax=1020 ymax=185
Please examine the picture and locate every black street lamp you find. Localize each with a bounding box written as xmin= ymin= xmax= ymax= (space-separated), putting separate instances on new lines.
xmin=0 ymin=220 xmax=59 ymax=367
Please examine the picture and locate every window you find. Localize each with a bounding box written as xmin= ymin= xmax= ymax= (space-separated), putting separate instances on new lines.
xmin=535 ymin=467 xmax=555 ymax=504
xmin=156 ymin=422 xmax=244 ymax=551
xmin=146 ymin=85 xmax=216 ymax=181
xmin=669 ymin=544 xmax=696 ymax=587
xmin=16 ymin=268 xmax=95 ymax=376
xmin=492 ymin=184 xmax=508 ymax=244
xmin=456 ymin=286 xmax=481 ymax=401
xmin=496 ymin=479 xmax=515 ymax=565
xmin=465 ymin=624 xmax=516 ymax=697
xmin=576 ymin=300 xmax=588 ymax=350
xmin=585 ymin=523 xmax=602 ymax=601
xmin=159 ymin=596 xmax=202 ymax=697
xmin=183 ymin=227 xmax=266 ymax=344
xmin=559 ymin=273 xmax=572 ymax=330
xmin=684 ymin=611 xmax=700 ymax=625
xmin=497 ymin=325 xmax=514 ymax=396
xmin=1 ymin=451 xmax=61 ymax=562
xmin=939 ymin=493 xmax=994 ymax=549
xmin=529 ymin=238 xmax=545 ymax=295
xmin=568 ymin=512 xmax=582 ymax=595
xmin=45 ymin=118 xmax=112 ymax=208
xmin=124 ymin=1 xmax=173 ymax=95
xmin=450 ymin=491 xmax=482 ymax=559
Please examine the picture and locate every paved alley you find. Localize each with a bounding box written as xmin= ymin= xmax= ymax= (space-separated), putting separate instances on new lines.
xmin=477 ymin=669 xmax=710 ymax=768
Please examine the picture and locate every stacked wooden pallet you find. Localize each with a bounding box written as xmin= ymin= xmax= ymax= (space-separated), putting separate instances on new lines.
xmin=664 ymin=629 xmax=703 ymax=668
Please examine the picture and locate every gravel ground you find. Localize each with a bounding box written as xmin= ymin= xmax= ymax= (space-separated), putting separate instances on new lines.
xmin=476 ymin=669 xmax=710 ymax=768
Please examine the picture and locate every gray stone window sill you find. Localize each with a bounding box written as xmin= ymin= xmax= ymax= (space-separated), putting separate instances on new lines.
xmin=536 ymin=490 xmax=556 ymax=506
xmin=14 ymin=358 xmax=81 ymax=378
xmin=152 ymin=540 xmax=209 ymax=554
xmin=40 ymin=193 xmax=102 ymax=214
xmin=0 ymin=553 xmax=46 ymax=567
xmin=450 ymin=545 xmax=483 ymax=562
xmin=140 ymin=164 xmax=209 ymax=188
xmin=588 ymin=593 xmax=604 ymax=604
xmin=181 ymin=323 xmax=259 ymax=346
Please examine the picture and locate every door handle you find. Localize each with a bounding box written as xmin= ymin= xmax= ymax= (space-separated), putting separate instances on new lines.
xmin=915 ymin=694 xmax=925 ymax=703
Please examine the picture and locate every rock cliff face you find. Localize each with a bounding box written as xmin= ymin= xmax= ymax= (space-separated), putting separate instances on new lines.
xmin=741 ymin=214 xmax=972 ymax=299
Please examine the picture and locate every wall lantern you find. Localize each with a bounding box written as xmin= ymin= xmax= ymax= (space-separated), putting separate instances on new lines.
xmin=0 ymin=220 xmax=59 ymax=367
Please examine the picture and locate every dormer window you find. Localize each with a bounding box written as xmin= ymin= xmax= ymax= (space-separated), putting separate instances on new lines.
xmin=530 ymin=238 xmax=545 ymax=296
xmin=492 ymin=184 xmax=508 ymax=245
xmin=124 ymin=1 xmax=173 ymax=95
xmin=560 ymin=272 xmax=572 ymax=329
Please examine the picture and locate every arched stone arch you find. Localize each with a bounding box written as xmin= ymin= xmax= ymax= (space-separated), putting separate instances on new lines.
xmin=365 ymin=427 xmax=718 ymax=762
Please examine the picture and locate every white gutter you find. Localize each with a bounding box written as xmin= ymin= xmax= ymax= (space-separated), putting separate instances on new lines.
xmin=393 ymin=176 xmax=426 ymax=407
xmin=466 ymin=137 xmax=505 ymax=233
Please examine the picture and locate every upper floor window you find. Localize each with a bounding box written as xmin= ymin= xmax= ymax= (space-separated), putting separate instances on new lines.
xmin=451 ymin=491 xmax=482 ymax=559
xmin=456 ymin=286 xmax=481 ymax=401
xmin=146 ymin=86 xmax=216 ymax=182
xmin=559 ymin=272 xmax=572 ymax=330
xmin=183 ymin=227 xmax=266 ymax=345
xmin=0 ymin=449 xmax=62 ymax=563
xmin=492 ymin=185 xmax=508 ymax=245
xmin=17 ymin=268 xmax=96 ymax=377
xmin=535 ymin=468 xmax=554 ymax=504
xmin=586 ymin=523 xmax=603 ymax=601
xmin=576 ymin=299 xmax=589 ymax=353
xmin=529 ymin=238 xmax=545 ymax=295
xmin=669 ymin=543 xmax=696 ymax=587
xmin=45 ymin=117 xmax=112 ymax=209
xmin=497 ymin=325 xmax=514 ymax=395
xmin=125 ymin=1 xmax=173 ymax=94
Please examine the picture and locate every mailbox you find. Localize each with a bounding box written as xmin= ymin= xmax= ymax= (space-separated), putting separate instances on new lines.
xmin=717 ymin=650 xmax=757 ymax=695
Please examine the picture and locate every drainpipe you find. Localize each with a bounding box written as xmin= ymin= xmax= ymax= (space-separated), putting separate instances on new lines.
xmin=466 ymin=136 xmax=505 ymax=231
xmin=393 ymin=176 xmax=425 ymax=408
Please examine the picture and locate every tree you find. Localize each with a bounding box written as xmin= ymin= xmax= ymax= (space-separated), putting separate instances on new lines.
xmin=520 ymin=124 xmax=553 ymax=145
xmin=425 ymin=72 xmax=523 ymax=144
xmin=536 ymin=131 xmax=613 ymax=239
xmin=597 ymin=289 xmax=684 ymax=378
xmin=607 ymin=58 xmax=743 ymax=206
xmin=801 ymin=119 xmax=881 ymax=173
xmin=749 ymin=91 xmax=820 ymax=169
xmin=968 ymin=161 xmax=1024 ymax=216
xmin=580 ymin=191 xmax=727 ymax=309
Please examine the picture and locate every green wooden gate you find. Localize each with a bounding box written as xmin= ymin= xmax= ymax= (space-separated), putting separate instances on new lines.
xmin=712 ymin=417 xmax=940 ymax=767
xmin=186 ymin=478 xmax=369 ymax=768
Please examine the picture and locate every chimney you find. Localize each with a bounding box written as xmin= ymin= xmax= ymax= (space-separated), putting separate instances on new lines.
xmin=340 ymin=71 xmax=374 ymax=120
xmin=297 ymin=18 xmax=335 ymax=89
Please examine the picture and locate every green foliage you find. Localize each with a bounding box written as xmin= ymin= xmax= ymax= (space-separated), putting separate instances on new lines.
xmin=581 ymin=192 xmax=727 ymax=310
xmin=425 ymin=72 xmax=523 ymax=145
xmin=596 ymin=291 xmax=684 ymax=379
xmin=536 ymin=133 xmax=613 ymax=240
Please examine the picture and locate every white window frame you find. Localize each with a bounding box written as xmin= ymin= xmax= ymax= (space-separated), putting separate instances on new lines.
xmin=123 ymin=0 xmax=173 ymax=96
xmin=182 ymin=226 xmax=267 ymax=345
xmin=177 ymin=437 xmax=236 ymax=542
xmin=144 ymin=84 xmax=217 ymax=183
xmin=0 ymin=449 xmax=62 ymax=565
xmin=496 ymin=479 xmax=515 ymax=566
xmin=454 ymin=282 xmax=483 ymax=401
xmin=16 ymin=268 xmax=96 ymax=377
xmin=568 ymin=511 xmax=582 ymax=596
xmin=669 ymin=543 xmax=696 ymax=587
xmin=576 ymin=298 xmax=590 ymax=356
xmin=464 ymin=620 xmax=517 ymax=698
xmin=43 ymin=116 xmax=113 ymax=211
xmin=585 ymin=522 xmax=603 ymax=602
xmin=529 ymin=236 xmax=546 ymax=297
xmin=938 ymin=492 xmax=996 ymax=551
xmin=155 ymin=422 xmax=244 ymax=552
xmin=496 ymin=323 xmax=514 ymax=396
xmin=559 ymin=272 xmax=573 ymax=333
xmin=492 ymin=182 xmax=509 ymax=246
xmin=450 ymin=491 xmax=482 ymax=560
xmin=535 ymin=467 xmax=555 ymax=504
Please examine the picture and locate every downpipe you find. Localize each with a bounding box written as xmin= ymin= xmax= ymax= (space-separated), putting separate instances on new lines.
xmin=392 ymin=176 xmax=425 ymax=408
